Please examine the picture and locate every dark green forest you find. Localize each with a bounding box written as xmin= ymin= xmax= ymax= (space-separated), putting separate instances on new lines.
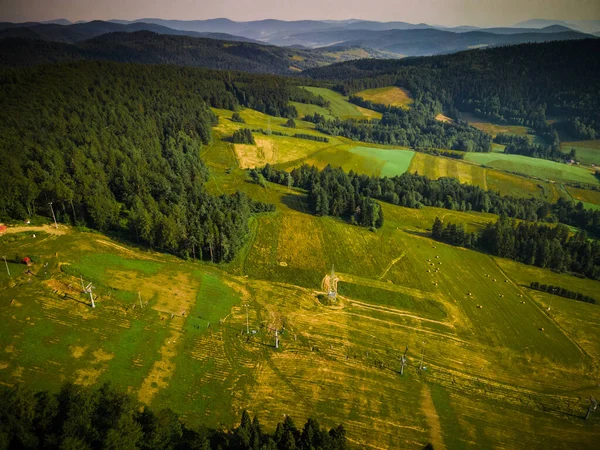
xmin=0 ymin=382 xmax=349 ymax=450
xmin=305 ymin=39 xmax=600 ymax=145
xmin=309 ymin=98 xmax=492 ymax=151
xmin=0 ymin=62 xmax=321 ymax=261
xmin=0 ymin=31 xmax=337 ymax=74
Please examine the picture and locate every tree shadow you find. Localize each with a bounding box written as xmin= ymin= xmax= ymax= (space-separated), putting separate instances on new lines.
xmin=280 ymin=193 xmax=311 ymax=215
xmin=401 ymin=228 xmax=430 ymax=238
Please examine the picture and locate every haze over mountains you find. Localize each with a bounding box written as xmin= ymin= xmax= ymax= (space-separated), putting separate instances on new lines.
xmin=0 ymin=17 xmax=596 ymax=70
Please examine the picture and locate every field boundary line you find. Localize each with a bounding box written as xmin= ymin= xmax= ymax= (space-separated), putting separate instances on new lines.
xmin=490 ymin=256 xmax=590 ymax=361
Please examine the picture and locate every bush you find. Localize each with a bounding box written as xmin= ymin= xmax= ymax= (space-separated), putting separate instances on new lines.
xmin=231 ymin=112 xmax=245 ymax=123
xmin=231 ymin=128 xmax=255 ymax=144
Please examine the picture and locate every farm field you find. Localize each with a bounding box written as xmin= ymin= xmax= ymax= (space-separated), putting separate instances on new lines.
xmin=465 ymin=152 xmax=599 ymax=185
xmin=354 ymin=86 xmax=413 ymax=108
xmin=561 ymin=140 xmax=600 ymax=166
xmin=303 ymin=86 xmax=382 ymax=120
xmin=2 ymin=172 xmax=599 ymax=449
xmin=565 ymin=185 xmax=600 ymax=207
xmin=458 ymin=112 xmax=543 ymax=143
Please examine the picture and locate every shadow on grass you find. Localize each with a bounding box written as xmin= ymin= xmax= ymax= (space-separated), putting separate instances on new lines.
xmin=280 ymin=193 xmax=311 ymax=215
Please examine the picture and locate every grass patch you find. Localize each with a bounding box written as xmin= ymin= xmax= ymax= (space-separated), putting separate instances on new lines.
xmin=303 ymin=87 xmax=382 ymax=120
xmin=465 ymin=152 xmax=599 ymax=185
xmin=355 ymin=86 xmax=413 ymax=109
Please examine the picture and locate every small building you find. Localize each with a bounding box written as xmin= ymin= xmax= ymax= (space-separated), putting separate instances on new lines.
xmin=0 ymin=224 xmax=7 ymax=234
xmin=22 ymin=257 xmax=32 ymax=266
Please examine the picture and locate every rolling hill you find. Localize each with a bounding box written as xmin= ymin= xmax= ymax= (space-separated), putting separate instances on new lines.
xmin=0 ymin=31 xmax=344 ymax=73
xmin=0 ymin=19 xmax=256 ymax=43
xmin=274 ymin=27 xmax=591 ymax=54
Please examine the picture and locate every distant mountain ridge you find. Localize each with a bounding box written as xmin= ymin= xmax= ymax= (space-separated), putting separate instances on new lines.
xmin=0 ymin=31 xmax=388 ymax=73
xmin=0 ymin=18 xmax=596 ymax=60
xmin=0 ymin=20 xmax=257 ymax=43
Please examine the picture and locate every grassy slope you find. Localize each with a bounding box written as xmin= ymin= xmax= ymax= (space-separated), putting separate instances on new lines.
xmin=561 ymin=140 xmax=600 ymax=166
xmin=458 ymin=112 xmax=543 ymax=144
xmin=354 ymin=86 xmax=414 ymax=108
xmin=5 ymin=95 xmax=600 ymax=448
xmin=465 ymin=152 xmax=599 ymax=185
xmin=3 ymin=169 xmax=599 ymax=449
xmin=303 ymin=87 xmax=382 ymax=120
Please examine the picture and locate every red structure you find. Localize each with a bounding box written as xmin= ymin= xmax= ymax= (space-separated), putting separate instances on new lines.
xmin=0 ymin=225 xmax=7 ymax=234
xmin=22 ymin=257 xmax=32 ymax=266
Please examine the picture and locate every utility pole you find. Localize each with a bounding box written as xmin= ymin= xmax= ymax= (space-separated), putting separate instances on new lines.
xmin=86 ymin=282 xmax=95 ymax=308
xmin=2 ymin=256 xmax=9 ymax=276
xmin=138 ymin=292 xmax=143 ymax=309
xmin=244 ymin=304 xmax=249 ymax=334
xmin=49 ymin=202 xmax=58 ymax=229
xmin=400 ymin=345 xmax=408 ymax=376
xmin=586 ymin=396 xmax=598 ymax=420
xmin=275 ymin=329 xmax=279 ymax=349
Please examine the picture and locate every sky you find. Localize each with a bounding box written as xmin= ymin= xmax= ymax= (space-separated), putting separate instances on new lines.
xmin=1 ymin=0 xmax=599 ymax=27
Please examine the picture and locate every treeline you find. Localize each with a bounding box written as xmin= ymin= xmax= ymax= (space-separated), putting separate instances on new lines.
xmin=433 ymin=215 xmax=600 ymax=280
xmin=432 ymin=217 xmax=477 ymax=247
xmin=0 ymin=62 xmax=309 ymax=262
xmin=337 ymin=96 xmax=492 ymax=152
xmin=529 ymin=282 xmax=596 ymax=305
xmin=0 ymin=382 xmax=349 ymax=450
xmin=479 ymin=217 xmax=600 ymax=278
xmin=289 ymin=87 xmax=330 ymax=107
xmin=259 ymin=164 xmax=600 ymax=238
xmin=260 ymin=164 xmax=384 ymax=229
xmin=416 ymin=148 xmax=464 ymax=160
xmin=495 ymin=133 xmax=571 ymax=162
xmin=305 ymin=39 xmax=600 ymax=142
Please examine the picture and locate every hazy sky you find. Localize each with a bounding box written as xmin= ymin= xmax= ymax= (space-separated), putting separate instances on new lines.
xmin=1 ymin=0 xmax=599 ymax=27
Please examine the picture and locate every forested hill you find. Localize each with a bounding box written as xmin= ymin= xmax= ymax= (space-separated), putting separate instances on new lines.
xmin=0 ymin=31 xmax=339 ymax=73
xmin=305 ymin=39 xmax=600 ymax=136
xmin=0 ymin=62 xmax=321 ymax=261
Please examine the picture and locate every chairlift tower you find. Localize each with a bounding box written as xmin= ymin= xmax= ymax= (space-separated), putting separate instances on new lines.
xmin=244 ymin=303 xmax=250 ymax=334
xmin=328 ymin=265 xmax=337 ymax=300
xmin=400 ymin=345 xmax=408 ymax=376
xmin=85 ymin=282 xmax=95 ymax=308
xmin=586 ymin=395 xmax=598 ymax=420
xmin=3 ymin=256 xmax=9 ymax=276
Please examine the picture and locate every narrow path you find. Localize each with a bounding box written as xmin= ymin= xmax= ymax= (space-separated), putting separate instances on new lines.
xmin=378 ymin=252 xmax=405 ymax=281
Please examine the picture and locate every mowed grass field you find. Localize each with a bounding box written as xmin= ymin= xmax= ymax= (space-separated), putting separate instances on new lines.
xmin=354 ymin=86 xmax=414 ymax=108
xmin=562 ymin=140 xmax=600 ymax=166
xmin=465 ymin=152 xmax=599 ymax=185
xmin=458 ymin=112 xmax=544 ymax=144
xmin=303 ymin=87 xmax=382 ymax=120
xmin=2 ymin=167 xmax=600 ymax=448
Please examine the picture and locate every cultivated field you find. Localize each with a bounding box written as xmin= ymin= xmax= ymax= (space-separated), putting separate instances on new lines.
xmin=458 ymin=112 xmax=542 ymax=143
xmin=303 ymin=87 xmax=382 ymax=120
xmin=355 ymin=86 xmax=414 ymax=109
xmin=2 ymin=173 xmax=599 ymax=449
xmin=465 ymin=152 xmax=599 ymax=185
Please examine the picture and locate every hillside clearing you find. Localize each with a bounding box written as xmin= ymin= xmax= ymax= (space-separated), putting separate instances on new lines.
xmin=355 ymin=86 xmax=414 ymax=109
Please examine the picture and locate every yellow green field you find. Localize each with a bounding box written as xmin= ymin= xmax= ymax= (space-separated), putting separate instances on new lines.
xmin=355 ymin=86 xmax=414 ymax=109
xmin=566 ymin=185 xmax=600 ymax=207
xmin=465 ymin=152 xmax=599 ymax=185
xmin=458 ymin=111 xmax=544 ymax=145
xmin=304 ymin=87 xmax=382 ymax=120
xmin=562 ymin=140 xmax=600 ymax=166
